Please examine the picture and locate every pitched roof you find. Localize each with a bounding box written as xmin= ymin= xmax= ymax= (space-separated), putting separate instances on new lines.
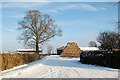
xmin=60 ymin=42 xmax=82 ymax=58
xmin=57 ymin=46 xmax=65 ymax=50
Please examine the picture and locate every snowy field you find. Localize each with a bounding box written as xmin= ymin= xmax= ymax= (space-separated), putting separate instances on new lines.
xmin=0 ymin=55 xmax=118 ymax=78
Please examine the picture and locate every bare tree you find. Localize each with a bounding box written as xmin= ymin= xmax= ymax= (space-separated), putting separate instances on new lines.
xmin=47 ymin=45 xmax=53 ymax=54
xmin=89 ymin=41 xmax=97 ymax=47
xmin=18 ymin=10 xmax=62 ymax=54
xmin=97 ymin=31 xmax=118 ymax=50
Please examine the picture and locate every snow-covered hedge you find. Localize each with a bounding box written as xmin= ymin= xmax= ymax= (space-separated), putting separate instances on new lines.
xmin=2 ymin=53 xmax=41 ymax=71
xmin=80 ymin=51 xmax=120 ymax=69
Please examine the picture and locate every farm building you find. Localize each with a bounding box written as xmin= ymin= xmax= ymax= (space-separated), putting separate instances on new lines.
xmin=57 ymin=46 xmax=65 ymax=55
xmin=17 ymin=49 xmax=42 ymax=54
xmin=60 ymin=42 xmax=82 ymax=58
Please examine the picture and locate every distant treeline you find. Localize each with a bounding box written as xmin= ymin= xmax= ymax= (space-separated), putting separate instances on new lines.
xmin=80 ymin=51 xmax=120 ymax=69
xmin=1 ymin=53 xmax=49 ymax=71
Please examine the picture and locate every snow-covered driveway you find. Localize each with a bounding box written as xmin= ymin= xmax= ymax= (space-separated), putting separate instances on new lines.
xmin=0 ymin=55 xmax=118 ymax=78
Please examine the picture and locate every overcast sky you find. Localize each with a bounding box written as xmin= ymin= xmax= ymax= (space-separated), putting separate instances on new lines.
xmin=0 ymin=2 xmax=118 ymax=53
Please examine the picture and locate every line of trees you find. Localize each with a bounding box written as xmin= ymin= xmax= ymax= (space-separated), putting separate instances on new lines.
xmin=89 ymin=30 xmax=120 ymax=51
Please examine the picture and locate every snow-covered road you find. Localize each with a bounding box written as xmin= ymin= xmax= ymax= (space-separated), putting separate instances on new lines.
xmin=0 ymin=55 xmax=118 ymax=78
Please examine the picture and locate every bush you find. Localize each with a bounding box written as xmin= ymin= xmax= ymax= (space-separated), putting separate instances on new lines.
xmin=80 ymin=51 xmax=120 ymax=69
xmin=2 ymin=53 xmax=41 ymax=71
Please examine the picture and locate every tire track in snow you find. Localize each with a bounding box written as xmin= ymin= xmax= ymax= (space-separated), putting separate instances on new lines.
xmin=49 ymin=66 xmax=54 ymax=78
xmin=38 ymin=66 xmax=56 ymax=78
xmin=70 ymin=67 xmax=81 ymax=77
xmin=38 ymin=66 xmax=65 ymax=78
xmin=64 ymin=67 xmax=81 ymax=78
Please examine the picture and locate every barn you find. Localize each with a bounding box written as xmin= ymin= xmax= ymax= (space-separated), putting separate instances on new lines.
xmin=60 ymin=42 xmax=82 ymax=58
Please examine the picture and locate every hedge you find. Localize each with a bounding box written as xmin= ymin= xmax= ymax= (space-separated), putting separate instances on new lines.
xmin=80 ymin=51 xmax=120 ymax=69
xmin=1 ymin=53 xmax=41 ymax=71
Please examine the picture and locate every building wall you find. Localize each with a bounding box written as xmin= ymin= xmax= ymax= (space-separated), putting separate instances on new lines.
xmin=57 ymin=50 xmax=63 ymax=55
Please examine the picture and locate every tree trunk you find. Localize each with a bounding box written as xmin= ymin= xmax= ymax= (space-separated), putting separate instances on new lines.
xmin=36 ymin=41 xmax=40 ymax=60
xmin=36 ymin=41 xmax=39 ymax=54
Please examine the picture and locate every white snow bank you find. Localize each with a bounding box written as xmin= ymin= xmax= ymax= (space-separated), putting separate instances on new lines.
xmin=80 ymin=47 xmax=99 ymax=51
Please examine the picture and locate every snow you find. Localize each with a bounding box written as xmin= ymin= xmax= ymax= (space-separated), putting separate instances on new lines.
xmin=80 ymin=47 xmax=99 ymax=51
xmin=0 ymin=55 xmax=118 ymax=78
xmin=17 ymin=49 xmax=42 ymax=51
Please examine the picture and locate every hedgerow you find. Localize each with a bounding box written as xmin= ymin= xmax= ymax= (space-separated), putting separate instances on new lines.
xmin=80 ymin=51 xmax=120 ymax=69
xmin=2 ymin=53 xmax=41 ymax=71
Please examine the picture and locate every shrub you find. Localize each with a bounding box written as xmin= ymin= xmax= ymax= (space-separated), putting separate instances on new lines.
xmin=80 ymin=51 xmax=120 ymax=69
xmin=2 ymin=53 xmax=41 ymax=71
